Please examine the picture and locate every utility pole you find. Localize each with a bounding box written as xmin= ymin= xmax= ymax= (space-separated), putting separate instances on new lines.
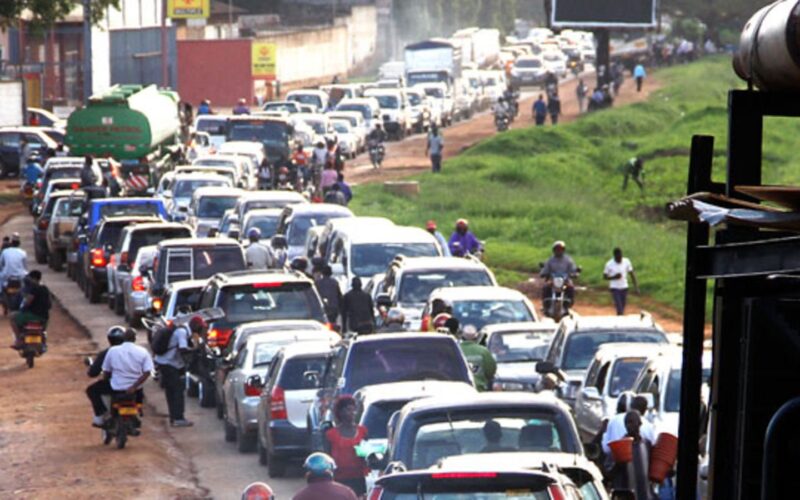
xmin=161 ymin=0 xmax=169 ymax=87
xmin=82 ymin=0 xmax=93 ymax=102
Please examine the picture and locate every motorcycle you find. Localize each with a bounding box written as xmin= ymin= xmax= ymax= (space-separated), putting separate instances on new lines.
xmin=102 ymin=393 xmax=142 ymax=449
xmin=494 ymin=112 xmax=509 ymax=132
xmin=368 ymin=142 xmax=385 ymax=169
xmin=19 ymin=320 xmax=47 ymax=368
xmin=541 ymin=270 xmax=581 ymax=321
xmin=3 ymin=276 xmax=24 ymax=316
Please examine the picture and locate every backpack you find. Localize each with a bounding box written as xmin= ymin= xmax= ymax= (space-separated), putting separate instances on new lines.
xmin=150 ymin=324 xmax=176 ymax=355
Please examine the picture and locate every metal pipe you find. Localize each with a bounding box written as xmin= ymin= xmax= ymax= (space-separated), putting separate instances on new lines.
xmin=161 ymin=0 xmax=169 ymax=87
xmin=82 ymin=0 xmax=93 ymax=102
xmin=762 ymin=397 xmax=800 ymax=500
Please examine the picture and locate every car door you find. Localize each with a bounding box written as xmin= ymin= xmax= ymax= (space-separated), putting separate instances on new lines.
xmin=284 ymin=356 xmax=326 ymax=431
xmin=225 ymin=346 xmax=249 ymax=422
xmin=575 ymin=357 xmax=601 ymax=439
xmin=0 ymin=131 xmax=22 ymax=170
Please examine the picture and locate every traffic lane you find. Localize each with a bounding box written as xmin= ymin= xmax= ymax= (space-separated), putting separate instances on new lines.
xmin=10 ymin=214 xmax=305 ymax=499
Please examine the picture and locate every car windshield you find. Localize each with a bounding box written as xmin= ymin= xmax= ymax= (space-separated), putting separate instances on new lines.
xmin=360 ymin=400 xmax=409 ymax=439
xmin=423 ymin=88 xmax=444 ymax=98
xmin=305 ymin=120 xmax=326 ymax=134
xmin=609 ymin=357 xmax=647 ymax=397
xmin=264 ymin=103 xmax=296 ymax=112
xmin=228 ymin=121 xmax=289 ymax=147
xmin=411 ymin=413 xmax=570 ymax=469
xmin=289 ymin=214 xmax=348 ymax=246
xmin=516 ymin=59 xmax=542 ymax=68
xmin=243 ymin=215 xmax=280 ymax=239
xmin=197 ymin=196 xmax=239 ymax=218
xmin=187 ymin=246 xmax=245 ymax=280
xmin=336 ymin=104 xmax=370 ymax=120
xmin=488 ymin=331 xmax=553 ymax=363
xmin=398 ymin=270 xmax=493 ymax=304
xmin=451 ymin=299 xmax=533 ymax=331
xmin=407 ymin=93 xmax=422 ymax=106
xmin=277 ymin=355 xmax=328 ymax=389
xmin=562 ymin=331 xmax=668 ymax=371
xmin=99 ymin=202 xmax=161 ymax=219
xmin=196 ymin=119 xmax=226 ymax=135
xmin=48 ymin=167 xmax=81 ymax=180
xmin=346 ymin=339 xmax=466 ymax=392
xmin=332 ymin=122 xmax=349 ymax=133
xmin=373 ymin=95 xmax=399 ymax=109
xmin=219 ymin=283 xmax=324 ymax=324
xmin=289 ymin=94 xmax=322 ymax=108
xmin=129 ymin=228 xmax=191 ymax=261
xmin=351 ymin=243 xmax=439 ymax=278
xmin=174 ymin=179 xmax=228 ymax=198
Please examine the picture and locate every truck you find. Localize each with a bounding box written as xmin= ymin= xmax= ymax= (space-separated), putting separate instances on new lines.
xmin=0 ymin=81 xmax=24 ymax=127
xmin=451 ymin=28 xmax=502 ymax=69
xmin=65 ymin=84 xmax=183 ymax=194
xmin=405 ymin=39 xmax=470 ymax=120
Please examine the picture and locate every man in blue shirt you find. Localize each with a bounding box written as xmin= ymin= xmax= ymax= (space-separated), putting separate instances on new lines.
xmin=233 ymin=98 xmax=250 ymax=115
xmin=448 ymin=219 xmax=481 ymax=257
xmin=335 ymin=172 xmax=352 ymax=203
xmin=426 ymin=220 xmax=451 ymax=257
xmin=23 ymin=152 xmax=44 ymax=185
xmin=197 ymin=99 xmax=212 ymax=115
xmin=532 ymin=94 xmax=547 ymax=126
xmin=633 ymin=64 xmax=647 ymax=92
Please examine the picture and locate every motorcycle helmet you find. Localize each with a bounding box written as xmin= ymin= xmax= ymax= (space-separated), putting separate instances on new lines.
xmin=189 ymin=316 xmax=208 ymax=333
xmin=303 ymin=452 xmax=336 ymax=477
xmin=279 ymin=166 xmax=289 ymax=175
xmin=461 ymin=324 xmax=480 ymax=341
xmin=107 ymin=325 xmax=127 ymax=346
xmin=426 ymin=220 xmax=437 ymax=231
xmin=241 ymin=482 xmax=274 ymax=500
xmin=433 ymin=312 xmax=452 ymax=330
xmin=247 ymin=227 xmax=261 ymax=240
xmin=552 ymin=240 xmax=566 ymax=250
xmin=456 ymin=218 xmax=469 ymax=229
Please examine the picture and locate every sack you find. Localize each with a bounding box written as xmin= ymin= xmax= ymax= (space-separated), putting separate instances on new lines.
xmin=150 ymin=324 xmax=176 ymax=355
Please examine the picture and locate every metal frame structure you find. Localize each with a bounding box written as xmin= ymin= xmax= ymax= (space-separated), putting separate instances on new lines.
xmin=678 ymin=89 xmax=800 ymax=500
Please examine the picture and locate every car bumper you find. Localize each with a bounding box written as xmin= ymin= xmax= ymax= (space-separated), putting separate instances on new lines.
xmin=269 ymin=420 xmax=309 ymax=455
xmin=238 ymin=396 xmax=261 ymax=433
xmin=127 ymin=290 xmax=150 ymax=313
xmin=90 ymin=267 xmax=108 ymax=287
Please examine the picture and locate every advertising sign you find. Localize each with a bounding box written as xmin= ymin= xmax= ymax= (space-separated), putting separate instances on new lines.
xmin=251 ymin=42 xmax=277 ymax=80
xmin=167 ymin=0 xmax=210 ymax=19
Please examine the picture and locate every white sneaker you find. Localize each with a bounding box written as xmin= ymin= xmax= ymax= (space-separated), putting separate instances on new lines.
xmin=92 ymin=416 xmax=105 ymax=427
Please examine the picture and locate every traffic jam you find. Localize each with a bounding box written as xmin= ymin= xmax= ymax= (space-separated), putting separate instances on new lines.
xmin=5 ymin=21 xmax=696 ymax=500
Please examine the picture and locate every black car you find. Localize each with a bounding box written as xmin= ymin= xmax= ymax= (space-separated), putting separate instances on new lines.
xmin=190 ymin=270 xmax=326 ymax=408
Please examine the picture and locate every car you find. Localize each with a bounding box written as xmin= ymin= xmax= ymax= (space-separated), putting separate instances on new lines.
xmin=316 ymin=216 xmax=395 ymax=262
xmin=262 ymin=100 xmax=302 ymax=114
xmin=354 ymin=381 xmax=478 ymax=490
xmin=307 ymin=333 xmax=474 ymax=451
xmin=539 ymin=313 xmax=671 ymax=410
xmin=187 ymin=186 xmax=244 ymax=237
xmin=193 ymin=115 xmax=230 ymax=148
xmin=217 ymin=209 xmax=240 ymax=239
xmin=190 ymin=270 xmax=327 ymax=408
xmin=225 ymin=319 xmax=330 ymax=365
xmin=80 ymin=215 xmax=163 ymax=303
xmin=573 ymin=343 xmax=674 ymax=444
xmin=542 ymin=50 xmax=568 ymax=77
xmin=330 ymin=119 xmax=359 ymax=158
xmin=631 ymin=348 xmax=712 ymax=438
xmin=286 ymin=90 xmax=330 ymax=113
xmin=106 ymin=222 xmax=194 ymax=317
xmin=120 ymin=245 xmax=161 ymax=326
xmin=164 ymin=173 xmax=232 ymax=220
xmin=223 ymin=332 xmax=338 ymax=455
xmin=510 ymin=56 xmax=547 ymax=87
xmin=158 ymin=278 xmax=206 ymax=323
xmin=32 ymin=190 xmax=73 ymax=264
xmin=27 ymin=107 xmax=66 ymax=129
xmin=415 ymin=82 xmax=454 ymax=127
xmin=363 ymin=89 xmax=411 ymax=139
xmin=253 ymin=340 xmax=339 ymax=476
xmin=275 ymin=203 xmax=354 ymax=261
xmin=0 ymin=127 xmax=59 ymax=176
xmin=326 ymin=111 xmax=367 ymax=151
xmin=335 ymin=97 xmax=382 ymax=131
xmin=375 ymin=256 xmax=498 ymax=330
xmin=485 ymin=321 xmax=559 ymax=392
xmin=181 ymin=161 xmax=241 ymax=188
xmin=293 ymin=113 xmax=334 ymax=145
xmin=327 ymin=226 xmax=445 ymax=297
xmin=403 ymin=87 xmax=433 ymax=133
xmin=232 ymin=191 xmax=307 ymax=223
xmin=420 ymin=286 xmax=539 ymax=332
xmin=381 ymin=393 xmax=582 ymax=472
xmin=239 ymin=209 xmax=282 ymax=243
xmin=31 ymin=177 xmax=82 ymax=218
xmin=46 ymin=191 xmax=84 ymax=271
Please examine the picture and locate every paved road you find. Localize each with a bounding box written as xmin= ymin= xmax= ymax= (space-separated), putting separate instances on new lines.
xmin=10 ymin=214 xmax=305 ymax=499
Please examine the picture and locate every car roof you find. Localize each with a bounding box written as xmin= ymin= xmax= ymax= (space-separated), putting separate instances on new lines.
xmin=592 ymin=342 xmax=677 ymax=362
xmin=240 ymin=191 xmax=306 ymax=203
xmin=165 ymin=279 xmax=207 ymax=292
xmin=192 ymin=186 xmax=244 ymax=198
xmin=157 ymin=237 xmax=240 ymax=248
xmin=428 ymin=286 xmax=528 ymax=302
xmin=560 ymin=312 xmax=664 ymax=333
xmin=49 ymin=189 xmax=77 ymax=199
xmin=246 ymin=333 xmax=338 ymax=353
xmin=349 ymin=332 xmax=453 ymax=345
xmin=327 ymin=110 xmax=363 ymax=118
xmin=126 ymin=221 xmax=189 ymax=232
xmin=376 ymin=466 xmax=558 ymax=488
xmin=287 ymin=89 xmax=327 ymax=96
xmin=436 ymin=452 xmax=602 ymax=481
xmin=355 ymin=381 xmax=476 ymax=405
xmin=236 ymin=319 xmax=327 ymax=334
xmin=211 ymin=269 xmax=312 ymax=286
xmin=172 ymin=172 xmax=231 ymax=182
xmin=348 ymin=225 xmax=436 ymax=245
xmin=99 ymin=215 xmax=163 ymax=225
xmin=228 ymin=115 xmax=290 ymax=125
xmin=337 ymin=98 xmax=378 ymax=106
xmin=326 ymin=216 xmax=394 ymax=231
xmin=481 ymin=321 xmax=556 ymax=335
xmin=242 ymin=209 xmax=282 ymax=222
xmin=90 ymin=197 xmax=160 ymax=206
xmin=394 ymin=256 xmax=488 ymax=271
xmin=398 ymin=391 xmax=568 ymax=416
xmin=285 ymin=203 xmax=354 ymax=218
xmin=218 ymin=141 xmax=264 ymax=151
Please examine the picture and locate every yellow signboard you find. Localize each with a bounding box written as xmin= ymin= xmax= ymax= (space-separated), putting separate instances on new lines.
xmin=167 ymin=0 xmax=210 ymax=19
xmin=251 ymin=42 xmax=277 ymax=80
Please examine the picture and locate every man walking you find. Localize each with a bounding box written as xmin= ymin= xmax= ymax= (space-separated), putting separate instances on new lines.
xmin=341 ymin=277 xmax=375 ymax=334
xmin=576 ymin=79 xmax=587 ymax=113
xmin=154 ymin=316 xmax=206 ymax=427
xmin=633 ymin=63 xmax=647 ymax=92
xmin=316 ymin=265 xmax=342 ymax=326
xmin=532 ymin=94 xmax=547 ymax=126
xmin=426 ymin=125 xmax=444 ymax=173
xmin=547 ymin=92 xmax=561 ymax=125
xmin=603 ymin=247 xmax=639 ymax=315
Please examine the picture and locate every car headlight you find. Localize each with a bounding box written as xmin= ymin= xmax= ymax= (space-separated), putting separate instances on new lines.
xmin=493 ymin=381 xmax=526 ymax=392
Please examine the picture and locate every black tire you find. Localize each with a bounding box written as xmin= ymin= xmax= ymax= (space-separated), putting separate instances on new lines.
xmin=224 ymin=418 xmax=237 ymax=443
xmin=125 ymin=309 xmax=141 ymax=328
xmin=216 ymin=400 xmax=224 ymax=420
xmin=116 ymin=421 xmax=127 ymax=449
xmin=236 ymin=426 xmax=256 ymax=453
xmin=34 ymin=244 xmax=47 ymax=265
xmin=185 ymin=376 xmax=199 ymax=398
xmin=198 ymin=379 xmax=216 ymax=408
xmin=258 ymin=437 xmax=268 ymax=466
xmin=107 ymin=293 xmax=115 ymax=310
xmin=88 ymin=281 xmax=101 ymax=304
xmin=50 ymin=250 xmax=64 ymax=272
xmin=114 ymin=294 xmax=124 ymax=316
xmin=26 ymin=353 xmax=34 ymax=368
xmin=268 ymin=453 xmax=287 ymax=478
xmin=102 ymin=428 xmax=113 ymax=445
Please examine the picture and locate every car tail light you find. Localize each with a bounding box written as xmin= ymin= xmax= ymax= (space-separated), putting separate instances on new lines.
xmin=431 ymin=472 xmax=497 ymax=479
xmin=207 ymin=327 xmax=233 ymax=348
xmin=270 ymin=385 xmax=287 ymax=420
xmin=253 ymin=282 xmax=283 ymax=288
xmin=132 ymin=276 xmax=146 ymax=292
xmin=38 ymin=218 xmax=49 ymax=230
xmin=70 ymin=182 xmax=80 ymax=189
xmin=244 ymin=381 xmax=262 ymax=397
xmin=548 ymin=484 xmax=567 ymax=500
xmin=90 ymin=248 xmax=107 ymax=267
xmin=119 ymin=251 xmax=128 ymax=266
xmin=368 ymin=487 xmax=383 ymax=500
xmin=420 ymin=315 xmax=430 ymax=331
xmin=151 ymin=297 xmax=163 ymax=311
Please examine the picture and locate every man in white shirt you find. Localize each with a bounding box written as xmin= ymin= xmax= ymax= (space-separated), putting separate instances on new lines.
xmin=602 ymin=394 xmax=656 ymax=456
xmin=245 ymin=227 xmax=273 ymax=269
xmin=0 ymin=234 xmax=28 ymax=286
xmin=603 ymin=247 xmax=639 ymax=315
xmin=102 ymin=329 xmax=153 ymax=396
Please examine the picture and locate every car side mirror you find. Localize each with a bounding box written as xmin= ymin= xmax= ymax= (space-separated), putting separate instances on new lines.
xmin=376 ymin=293 xmax=392 ymax=309
xmin=638 ymin=392 xmax=655 ymax=410
xmin=535 ymin=361 xmax=556 ymax=374
xmin=581 ymin=386 xmax=600 ymax=400
xmin=247 ymin=375 xmax=264 ymax=389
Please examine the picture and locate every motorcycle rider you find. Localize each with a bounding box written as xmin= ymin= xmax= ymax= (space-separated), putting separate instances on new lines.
xmin=1 ymin=233 xmax=27 ymax=289
xmin=86 ymin=326 xmax=126 ymax=426
xmin=101 ymin=327 xmax=153 ymax=421
xmin=493 ymin=97 xmax=510 ymax=130
xmin=367 ymin=122 xmax=387 ymax=147
xmin=270 ymin=235 xmax=289 ymax=269
xmin=448 ymin=219 xmax=481 ymax=257
xmin=458 ymin=324 xmax=496 ymax=392
xmin=425 ymin=220 xmax=451 ymax=257
xmin=293 ymin=452 xmax=358 ymax=500
xmin=245 ymin=228 xmax=273 ymax=270
xmin=539 ymin=240 xmax=579 ymax=312
xmin=10 ymin=270 xmax=50 ymax=350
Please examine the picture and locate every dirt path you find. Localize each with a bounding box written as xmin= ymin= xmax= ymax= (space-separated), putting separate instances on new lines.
xmin=346 ymin=73 xmax=661 ymax=185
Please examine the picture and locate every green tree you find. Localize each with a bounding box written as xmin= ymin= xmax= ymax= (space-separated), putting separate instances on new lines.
xmin=0 ymin=0 xmax=121 ymax=28
xmin=661 ymin=0 xmax=770 ymax=41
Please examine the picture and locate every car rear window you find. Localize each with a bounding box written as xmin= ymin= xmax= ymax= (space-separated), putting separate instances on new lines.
xmin=192 ymin=246 xmax=246 ymax=279
xmin=288 ymin=214 xmax=349 ymax=246
xmin=98 ymin=223 xmax=128 ymax=247
xmin=198 ymin=196 xmax=239 ymax=218
xmin=351 ymin=243 xmax=440 ymax=278
xmin=345 ymin=339 xmax=468 ymax=392
xmin=174 ymin=287 xmax=202 ymax=314
xmin=129 ymin=227 xmax=192 ymax=261
xmin=398 ymin=270 xmax=493 ymax=304
xmin=278 ymin=355 xmax=328 ymax=390
xmin=379 ymin=473 xmax=553 ymax=499
xmin=99 ymin=202 xmax=162 ymax=219
xmin=243 ymin=215 xmax=280 ymax=239
xmin=451 ymin=299 xmax=533 ymax=331
xmin=562 ymin=330 xmax=668 ymax=371
xmin=609 ymin=357 xmax=647 ymax=397
xmin=219 ymin=282 xmax=325 ymax=324
xmin=47 ymin=167 xmax=81 ymax=180
xmin=361 ymin=400 xmax=409 ymax=439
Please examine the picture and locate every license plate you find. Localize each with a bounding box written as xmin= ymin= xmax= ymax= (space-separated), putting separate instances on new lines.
xmin=117 ymin=407 xmax=138 ymax=416
xmin=24 ymin=335 xmax=41 ymax=344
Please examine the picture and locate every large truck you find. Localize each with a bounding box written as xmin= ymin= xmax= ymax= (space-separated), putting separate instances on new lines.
xmin=66 ymin=84 xmax=183 ymax=194
xmin=451 ymin=28 xmax=502 ymax=69
xmin=404 ymin=38 xmax=463 ymax=89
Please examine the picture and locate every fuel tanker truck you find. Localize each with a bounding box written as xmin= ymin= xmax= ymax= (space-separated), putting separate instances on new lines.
xmin=66 ymin=84 xmax=184 ymax=194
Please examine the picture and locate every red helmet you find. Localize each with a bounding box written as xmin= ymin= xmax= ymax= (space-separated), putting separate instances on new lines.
xmin=279 ymin=166 xmax=289 ymax=175
xmin=456 ymin=218 xmax=469 ymax=229
xmin=433 ymin=312 xmax=452 ymax=330
xmin=241 ymin=482 xmax=274 ymax=500
xmin=189 ymin=316 xmax=207 ymax=332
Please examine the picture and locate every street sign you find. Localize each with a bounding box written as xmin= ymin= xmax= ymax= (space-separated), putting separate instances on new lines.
xmin=551 ymin=0 xmax=657 ymax=29
xmin=251 ymin=41 xmax=277 ymax=80
xmin=166 ymin=0 xmax=210 ymax=19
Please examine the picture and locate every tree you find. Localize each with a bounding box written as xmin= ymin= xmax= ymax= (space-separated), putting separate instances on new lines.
xmin=0 ymin=0 xmax=120 ymax=29
xmin=660 ymin=0 xmax=769 ymax=42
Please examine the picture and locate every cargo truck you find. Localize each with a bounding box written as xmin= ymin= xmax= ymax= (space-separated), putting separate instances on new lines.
xmin=405 ymin=39 xmax=470 ymax=121
xmin=65 ymin=84 xmax=182 ymax=194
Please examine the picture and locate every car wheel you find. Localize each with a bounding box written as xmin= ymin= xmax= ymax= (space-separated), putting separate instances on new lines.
xmin=224 ymin=417 xmax=237 ymax=443
xmin=114 ymin=294 xmax=124 ymax=316
xmin=198 ymin=379 xmax=216 ymax=408
xmin=268 ymin=452 xmax=287 ymax=478
xmin=185 ymin=376 xmax=199 ymax=398
xmin=258 ymin=436 xmax=268 ymax=466
xmin=236 ymin=423 xmax=256 ymax=453
xmin=50 ymin=250 xmax=64 ymax=272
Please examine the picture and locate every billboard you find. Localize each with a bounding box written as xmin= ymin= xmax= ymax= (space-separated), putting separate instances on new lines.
xmin=167 ymin=0 xmax=210 ymax=19
xmin=551 ymin=0 xmax=656 ymax=28
xmin=251 ymin=42 xmax=277 ymax=80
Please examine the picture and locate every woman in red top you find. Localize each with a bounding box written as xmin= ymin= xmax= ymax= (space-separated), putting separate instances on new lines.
xmin=325 ymin=395 xmax=368 ymax=497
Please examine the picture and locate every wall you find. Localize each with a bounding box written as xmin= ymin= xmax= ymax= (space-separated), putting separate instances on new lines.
xmin=176 ymin=39 xmax=252 ymax=107
xmin=109 ymin=27 xmax=177 ymax=88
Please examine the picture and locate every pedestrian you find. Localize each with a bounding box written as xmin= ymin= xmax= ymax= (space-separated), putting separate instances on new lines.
xmin=245 ymin=228 xmax=273 ymax=269
xmin=341 ymin=277 xmax=375 ymax=334
xmin=602 ymin=394 xmax=656 ymax=456
xmin=576 ymin=79 xmax=587 ymax=113
xmin=197 ymin=99 xmax=212 ymax=115
xmin=335 ymin=173 xmax=352 ymax=203
xmin=634 ymin=63 xmax=647 ymax=92
xmin=425 ymin=220 xmax=451 ymax=257
xmin=426 ymin=125 xmax=444 ymax=173
xmin=458 ymin=324 xmax=496 ymax=391
xmin=292 ymin=143 xmax=309 ymax=185
xmin=320 ymin=164 xmax=338 ymax=193
xmin=233 ymin=98 xmax=250 ymax=115
xmin=622 ymin=157 xmax=645 ymax=192
xmin=18 ymin=137 xmax=34 ymax=170
xmin=611 ymin=410 xmax=656 ymax=499
xmin=257 ymin=156 xmax=272 ymax=190
xmin=603 ymin=248 xmax=639 ymax=315
xmin=80 ymin=155 xmax=98 ymax=188
xmin=532 ymin=94 xmax=547 ymax=126
xmin=315 ymin=265 xmax=342 ymax=326
xmin=547 ymin=92 xmax=561 ymax=125
xmin=377 ymin=309 xmax=406 ymax=333
xmin=324 ymin=182 xmax=348 ymax=206
xmin=324 ymin=395 xmax=369 ymax=497
xmin=293 ymin=452 xmax=358 ymax=500
xmin=154 ymin=316 xmax=206 ymax=427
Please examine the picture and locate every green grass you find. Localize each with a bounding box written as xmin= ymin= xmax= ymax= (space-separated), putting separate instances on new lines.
xmin=351 ymin=57 xmax=799 ymax=311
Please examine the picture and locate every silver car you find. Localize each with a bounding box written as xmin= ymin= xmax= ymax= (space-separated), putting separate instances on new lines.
xmin=120 ymin=245 xmax=159 ymax=326
xmin=188 ymin=186 xmax=243 ymax=237
xmin=222 ymin=332 xmax=339 ymax=455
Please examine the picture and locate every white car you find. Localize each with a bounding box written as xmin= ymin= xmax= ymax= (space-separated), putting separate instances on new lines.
xmin=363 ymin=88 xmax=411 ymax=139
xmin=326 ymin=111 xmax=367 ymax=152
xmin=294 ymin=113 xmax=334 ymax=146
xmin=510 ymin=56 xmax=547 ymax=86
xmin=286 ymin=89 xmax=330 ymax=113
xmin=335 ymin=97 xmax=382 ymax=131
xmin=330 ymin=119 xmax=359 ymax=158
xmin=415 ymin=82 xmax=454 ymax=126
xmin=542 ymin=50 xmax=568 ymax=77
xmin=193 ymin=115 xmax=230 ymax=148
xmin=165 ymin=173 xmax=232 ymax=220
